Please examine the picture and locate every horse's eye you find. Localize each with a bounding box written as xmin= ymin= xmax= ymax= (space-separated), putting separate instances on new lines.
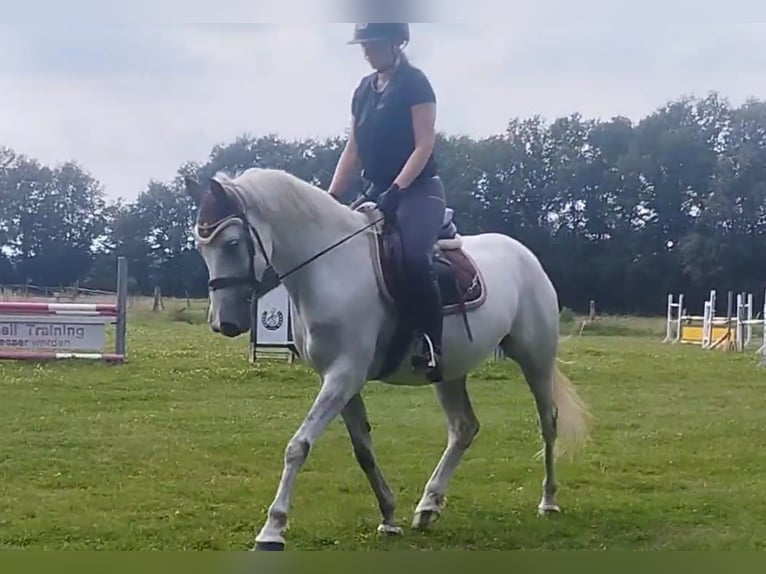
xmin=226 ymin=239 xmax=239 ymax=249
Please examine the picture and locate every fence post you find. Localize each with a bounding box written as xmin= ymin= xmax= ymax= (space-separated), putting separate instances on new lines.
xmin=115 ymin=256 xmax=128 ymax=358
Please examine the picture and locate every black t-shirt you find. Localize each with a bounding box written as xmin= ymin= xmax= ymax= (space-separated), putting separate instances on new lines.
xmin=351 ymin=61 xmax=438 ymax=188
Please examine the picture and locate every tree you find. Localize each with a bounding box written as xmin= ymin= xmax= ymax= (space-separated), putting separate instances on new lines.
xmin=2 ymin=92 xmax=766 ymax=315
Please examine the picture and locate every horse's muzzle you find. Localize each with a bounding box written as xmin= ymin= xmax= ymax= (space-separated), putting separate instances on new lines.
xmin=215 ymin=321 xmax=247 ymax=338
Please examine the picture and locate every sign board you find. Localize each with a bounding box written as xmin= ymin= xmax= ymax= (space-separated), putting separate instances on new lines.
xmin=249 ymin=283 xmax=297 ymax=362
xmin=0 ymin=315 xmax=107 ymax=353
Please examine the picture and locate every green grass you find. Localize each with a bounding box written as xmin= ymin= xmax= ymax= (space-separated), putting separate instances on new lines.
xmin=1 ymin=301 xmax=765 ymax=550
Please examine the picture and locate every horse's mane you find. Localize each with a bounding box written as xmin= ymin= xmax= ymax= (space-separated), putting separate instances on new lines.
xmin=214 ymin=168 xmax=367 ymax=235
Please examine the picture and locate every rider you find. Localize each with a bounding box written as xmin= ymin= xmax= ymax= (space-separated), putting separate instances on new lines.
xmin=328 ymin=23 xmax=447 ymax=382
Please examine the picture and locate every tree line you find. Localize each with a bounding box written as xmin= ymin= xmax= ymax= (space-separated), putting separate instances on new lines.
xmin=2 ymin=92 xmax=765 ymax=316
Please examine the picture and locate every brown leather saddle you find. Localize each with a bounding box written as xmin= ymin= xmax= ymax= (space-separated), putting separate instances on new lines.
xmin=357 ymin=204 xmax=487 ymax=380
xmin=376 ymin=207 xmax=485 ymax=319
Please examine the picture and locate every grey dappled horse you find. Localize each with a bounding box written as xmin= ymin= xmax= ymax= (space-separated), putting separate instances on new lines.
xmin=184 ymin=168 xmax=591 ymax=551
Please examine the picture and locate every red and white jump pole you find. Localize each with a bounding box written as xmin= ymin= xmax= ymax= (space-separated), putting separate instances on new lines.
xmin=0 ymin=257 xmax=128 ymax=362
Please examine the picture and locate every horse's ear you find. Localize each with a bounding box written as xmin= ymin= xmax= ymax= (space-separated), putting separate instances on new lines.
xmin=184 ymin=175 xmax=204 ymax=206
xmin=209 ymin=177 xmax=228 ymax=203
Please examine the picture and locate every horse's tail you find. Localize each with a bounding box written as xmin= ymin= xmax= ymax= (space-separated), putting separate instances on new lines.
xmin=551 ymin=361 xmax=591 ymax=459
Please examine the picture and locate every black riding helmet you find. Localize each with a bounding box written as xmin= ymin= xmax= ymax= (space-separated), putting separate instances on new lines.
xmin=347 ymin=23 xmax=410 ymax=45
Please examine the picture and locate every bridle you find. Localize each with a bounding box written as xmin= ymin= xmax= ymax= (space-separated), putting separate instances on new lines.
xmin=197 ymin=193 xmax=383 ymax=361
xmin=203 ymin=216 xmax=268 ymax=294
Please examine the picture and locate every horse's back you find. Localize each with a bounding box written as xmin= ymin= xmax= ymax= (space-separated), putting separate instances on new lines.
xmin=458 ymin=231 xmax=557 ymax=303
xmin=457 ymin=231 xmax=560 ymax=338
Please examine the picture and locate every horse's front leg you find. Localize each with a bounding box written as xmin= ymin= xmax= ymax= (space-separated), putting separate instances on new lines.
xmin=253 ymin=366 xmax=365 ymax=551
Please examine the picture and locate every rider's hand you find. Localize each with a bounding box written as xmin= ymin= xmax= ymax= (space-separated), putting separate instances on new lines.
xmin=377 ymin=183 xmax=401 ymax=221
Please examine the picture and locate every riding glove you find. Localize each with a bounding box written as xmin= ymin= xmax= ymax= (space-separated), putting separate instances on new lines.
xmin=377 ymin=183 xmax=401 ymax=221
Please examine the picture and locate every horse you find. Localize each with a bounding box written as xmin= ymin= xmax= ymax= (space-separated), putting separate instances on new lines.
xmin=183 ymin=167 xmax=591 ymax=551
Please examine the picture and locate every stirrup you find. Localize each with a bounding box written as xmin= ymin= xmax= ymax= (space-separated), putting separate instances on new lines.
xmin=411 ymin=333 xmax=442 ymax=382
xmin=421 ymin=333 xmax=438 ymax=369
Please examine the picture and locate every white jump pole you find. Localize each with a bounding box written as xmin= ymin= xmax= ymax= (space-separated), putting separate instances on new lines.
xmin=735 ymin=292 xmax=754 ymax=351
xmin=663 ymin=294 xmax=674 ymax=343
xmin=663 ymin=293 xmax=684 ymax=343
xmin=736 ymin=293 xmax=744 ymax=352
xmin=702 ymin=300 xmax=711 ymax=348
xmin=758 ymin=289 xmax=766 ymax=360
xmin=675 ymin=293 xmax=684 ymax=343
xmin=701 ymin=290 xmax=714 ymax=349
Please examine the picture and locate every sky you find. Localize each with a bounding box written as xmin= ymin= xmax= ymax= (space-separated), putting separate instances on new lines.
xmin=1 ymin=1 xmax=765 ymax=201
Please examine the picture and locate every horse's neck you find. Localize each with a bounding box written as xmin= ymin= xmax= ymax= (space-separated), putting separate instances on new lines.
xmin=249 ymin=192 xmax=368 ymax=303
xmin=271 ymin=224 xmax=343 ymax=278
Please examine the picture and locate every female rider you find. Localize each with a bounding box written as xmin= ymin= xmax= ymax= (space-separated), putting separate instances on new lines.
xmin=328 ymin=23 xmax=446 ymax=382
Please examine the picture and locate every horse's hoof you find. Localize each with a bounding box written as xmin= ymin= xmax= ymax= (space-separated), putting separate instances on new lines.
xmin=253 ymin=541 xmax=286 ymax=551
xmin=411 ymin=510 xmax=440 ymax=530
xmin=377 ymin=523 xmax=403 ymax=536
xmin=537 ymin=503 xmax=561 ymax=516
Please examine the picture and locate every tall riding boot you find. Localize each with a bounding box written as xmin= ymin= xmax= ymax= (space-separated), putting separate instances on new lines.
xmin=411 ymin=270 xmax=444 ymax=382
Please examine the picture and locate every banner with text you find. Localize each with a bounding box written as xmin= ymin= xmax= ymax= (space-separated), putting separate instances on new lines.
xmin=0 ymin=315 xmax=107 ymax=352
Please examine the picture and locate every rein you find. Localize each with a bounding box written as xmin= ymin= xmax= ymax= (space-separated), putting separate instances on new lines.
xmin=279 ymin=217 xmax=384 ymax=280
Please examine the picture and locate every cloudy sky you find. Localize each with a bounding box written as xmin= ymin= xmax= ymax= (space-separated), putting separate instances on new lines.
xmin=1 ymin=1 xmax=765 ymax=201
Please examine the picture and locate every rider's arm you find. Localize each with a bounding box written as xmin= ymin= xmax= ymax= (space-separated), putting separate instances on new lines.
xmin=328 ymin=122 xmax=361 ymax=200
xmin=392 ymin=101 xmax=436 ymax=190
xmin=391 ymin=68 xmax=437 ymax=191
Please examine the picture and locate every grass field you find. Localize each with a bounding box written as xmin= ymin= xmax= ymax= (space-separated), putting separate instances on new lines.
xmin=1 ymin=299 xmax=765 ymax=550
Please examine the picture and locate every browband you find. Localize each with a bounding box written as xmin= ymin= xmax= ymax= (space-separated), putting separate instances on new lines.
xmin=194 ymin=215 xmax=244 ymax=244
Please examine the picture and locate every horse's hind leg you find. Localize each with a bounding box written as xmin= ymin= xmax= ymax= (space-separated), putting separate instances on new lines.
xmin=501 ymin=335 xmax=561 ymax=515
xmin=531 ymin=370 xmax=561 ymax=515
xmin=341 ymin=393 xmax=402 ymax=536
xmin=412 ymin=376 xmax=479 ymax=530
